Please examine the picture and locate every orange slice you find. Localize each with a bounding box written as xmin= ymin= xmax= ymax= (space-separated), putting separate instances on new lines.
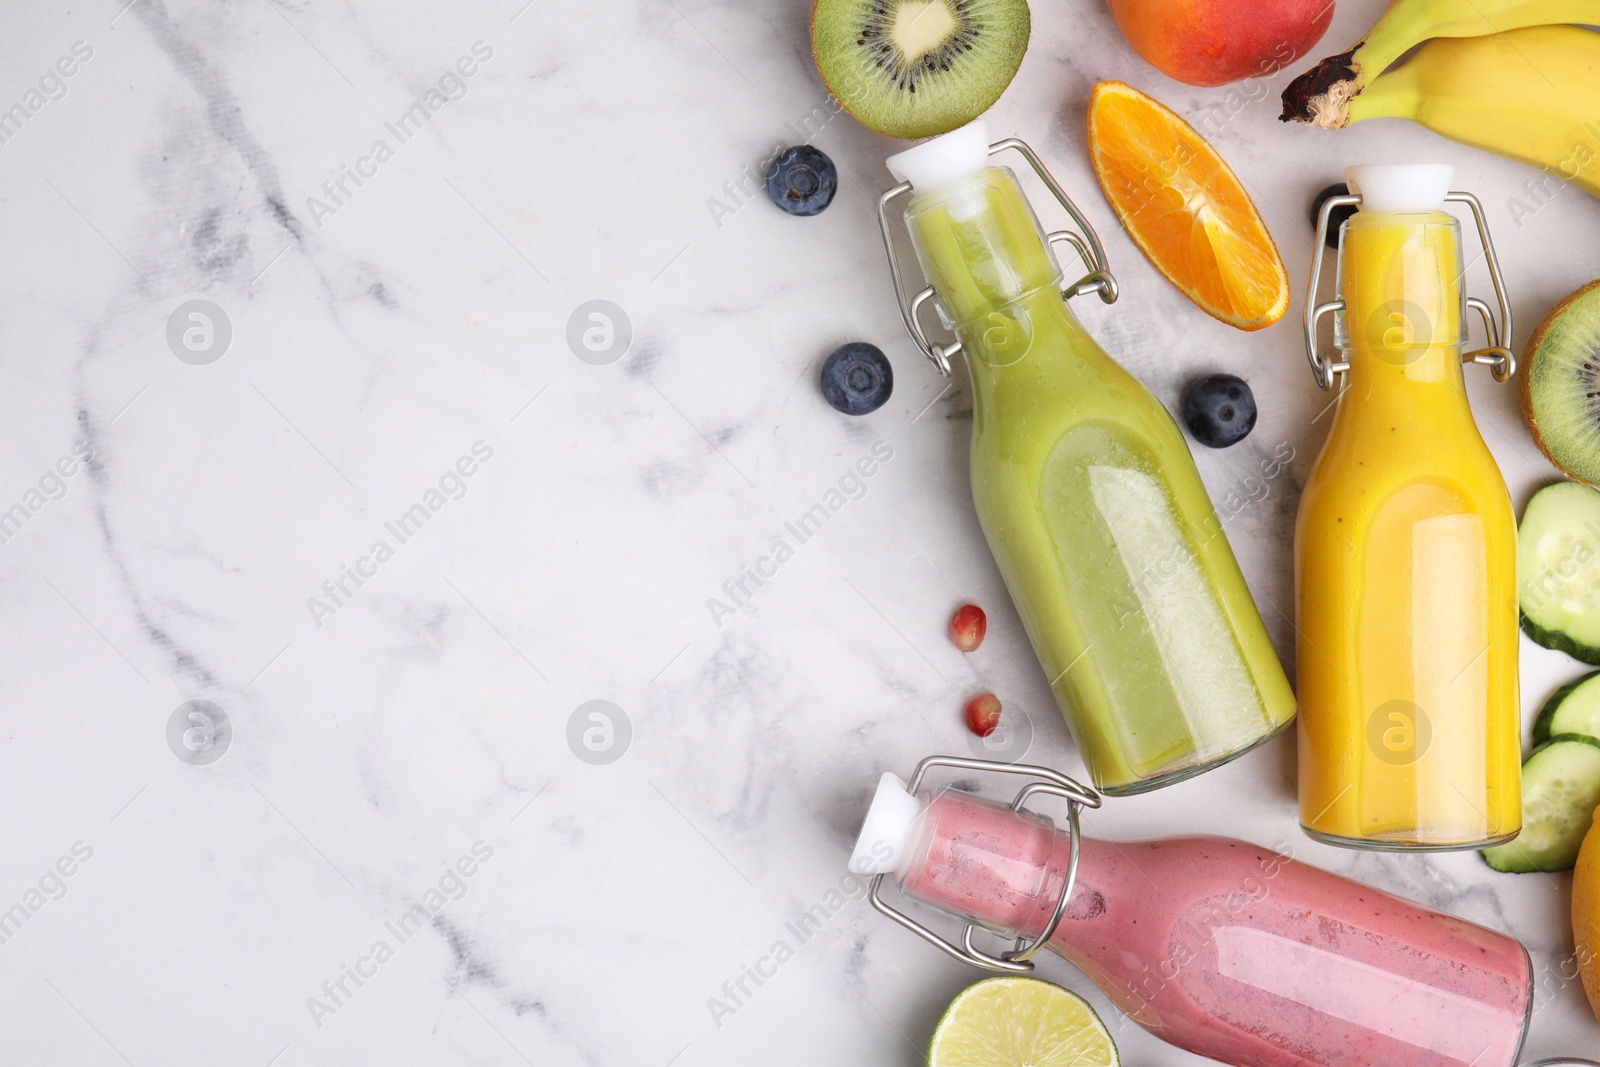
xmin=1087 ymin=80 xmax=1289 ymax=331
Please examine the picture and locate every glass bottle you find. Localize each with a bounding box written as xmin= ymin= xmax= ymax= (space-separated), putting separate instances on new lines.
xmin=878 ymin=121 xmax=1294 ymax=794
xmin=852 ymin=757 xmax=1533 ymax=1067
xmin=1297 ymin=165 xmax=1520 ymax=849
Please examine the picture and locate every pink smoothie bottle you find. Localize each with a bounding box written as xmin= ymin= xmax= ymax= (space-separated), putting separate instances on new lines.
xmin=851 ymin=757 xmax=1533 ymax=1067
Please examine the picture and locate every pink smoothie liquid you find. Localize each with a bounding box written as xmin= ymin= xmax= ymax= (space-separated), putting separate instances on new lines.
xmin=898 ymin=791 xmax=1531 ymax=1067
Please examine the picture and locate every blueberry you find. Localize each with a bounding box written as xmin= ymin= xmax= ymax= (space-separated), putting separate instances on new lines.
xmin=1310 ymin=183 xmax=1357 ymax=249
xmin=1182 ymin=373 xmax=1256 ymax=448
xmin=766 ymin=145 xmax=838 ymax=217
xmin=821 ymin=343 xmax=892 ymax=415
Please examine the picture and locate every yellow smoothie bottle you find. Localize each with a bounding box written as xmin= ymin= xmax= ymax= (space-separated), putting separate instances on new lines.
xmin=1297 ymin=165 xmax=1520 ymax=850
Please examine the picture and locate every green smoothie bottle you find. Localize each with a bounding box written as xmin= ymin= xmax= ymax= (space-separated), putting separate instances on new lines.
xmin=879 ymin=122 xmax=1295 ymax=794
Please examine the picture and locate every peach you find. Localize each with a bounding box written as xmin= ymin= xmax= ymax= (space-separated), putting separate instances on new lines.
xmin=1104 ymin=0 xmax=1334 ymax=88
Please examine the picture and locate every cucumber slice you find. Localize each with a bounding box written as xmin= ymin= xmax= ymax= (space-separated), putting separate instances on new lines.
xmin=1482 ymin=736 xmax=1600 ymax=873
xmin=1533 ymin=671 xmax=1600 ymax=746
xmin=1518 ymin=481 xmax=1600 ymax=664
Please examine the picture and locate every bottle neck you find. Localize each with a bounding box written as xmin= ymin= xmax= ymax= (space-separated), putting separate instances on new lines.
xmin=1335 ymin=210 xmax=1468 ymax=399
xmin=905 ymin=166 xmax=1066 ymax=374
xmin=1342 ymin=343 xmax=1468 ymax=398
xmin=898 ymin=790 xmax=1095 ymax=943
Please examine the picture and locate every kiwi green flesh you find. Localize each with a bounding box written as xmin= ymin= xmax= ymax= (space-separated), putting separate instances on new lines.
xmin=1528 ymin=283 xmax=1600 ymax=485
xmin=812 ymin=0 xmax=1029 ymax=140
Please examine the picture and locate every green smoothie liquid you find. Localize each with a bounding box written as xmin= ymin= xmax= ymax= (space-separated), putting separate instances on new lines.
xmin=904 ymin=167 xmax=1296 ymax=793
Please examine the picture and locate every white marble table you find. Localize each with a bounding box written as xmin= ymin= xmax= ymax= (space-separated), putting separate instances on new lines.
xmin=0 ymin=0 xmax=1594 ymax=1063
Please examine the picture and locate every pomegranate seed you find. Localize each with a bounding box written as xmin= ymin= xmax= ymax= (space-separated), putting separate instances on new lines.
xmin=964 ymin=692 xmax=1002 ymax=738
xmin=949 ymin=603 xmax=987 ymax=652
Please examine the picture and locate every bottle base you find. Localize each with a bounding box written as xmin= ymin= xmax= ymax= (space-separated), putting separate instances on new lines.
xmin=1097 ymin=716 xmax=1295 ymax=797
xmin=1299 ymin=825 xmax=1522 ymax=853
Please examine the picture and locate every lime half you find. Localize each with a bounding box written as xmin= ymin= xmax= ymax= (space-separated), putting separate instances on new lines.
xmin=928 ymin=977 xmax=1119 ymax=1067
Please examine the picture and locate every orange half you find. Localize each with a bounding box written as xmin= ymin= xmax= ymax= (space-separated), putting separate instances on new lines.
xmin=1087 ymin=80 xmax=1289 ymax=331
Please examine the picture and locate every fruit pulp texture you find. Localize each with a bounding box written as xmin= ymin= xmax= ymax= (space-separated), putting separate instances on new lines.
xmin=899 ymin=790 xmax=1532 ymax=1067
xmin=1295 ymin=210 xmax=1520 ymax=848
xmin=904 ymin=168 xmax=1294 ymax=792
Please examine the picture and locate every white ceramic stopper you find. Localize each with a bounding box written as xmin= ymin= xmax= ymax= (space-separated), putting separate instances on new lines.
xmin=849 ymin=772 xmax=924 ymax=875
xmin=887 ymin=119 xmax=991 ymax=193
xmin=1345 ymin=164 xmax=1453 ymax=213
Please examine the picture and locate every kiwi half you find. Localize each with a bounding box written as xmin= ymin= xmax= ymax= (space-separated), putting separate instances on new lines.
xmin=1522 ymin=279 xmax=1600 ymax=486
xmin=811 ymin=0 xmax=1030 ymax=140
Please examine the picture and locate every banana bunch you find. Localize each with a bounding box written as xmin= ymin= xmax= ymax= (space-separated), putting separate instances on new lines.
xmin=1280 ymin=0 xmax=1600 ymax=200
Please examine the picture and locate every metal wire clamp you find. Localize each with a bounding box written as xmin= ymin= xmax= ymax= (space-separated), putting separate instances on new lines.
xmin=876 ymin=139 xmax=1118 ymax=378
xmin=1304 ymin=190 xmax=1515 ymax=391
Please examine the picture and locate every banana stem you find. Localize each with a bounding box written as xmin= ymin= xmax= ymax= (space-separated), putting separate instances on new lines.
xmin=1278 ymin=46 xmax=1363 ymax=128
xmin=1279 ymin=0 xmax=1446 ymax=128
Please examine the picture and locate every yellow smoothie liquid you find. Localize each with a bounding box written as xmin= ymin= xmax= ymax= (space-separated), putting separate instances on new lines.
xmin=1296 ymin=168 xmax=1520 ymax=849
xmin=889 ymin=132 xmax=1295 ymax=794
